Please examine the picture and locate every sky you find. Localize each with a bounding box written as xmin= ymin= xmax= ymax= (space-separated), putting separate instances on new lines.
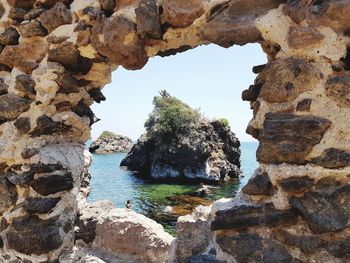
xmin=91 ymin=43 xmax=267 ymax=142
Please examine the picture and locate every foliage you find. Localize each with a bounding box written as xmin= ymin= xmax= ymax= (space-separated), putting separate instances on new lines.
xmin=145 ymin=90 xmax=201 ymax=139
xmin=219 ymin=118 xmax=230 ymax=127
xmin=99 ymin=130 xmax=114 ymax=139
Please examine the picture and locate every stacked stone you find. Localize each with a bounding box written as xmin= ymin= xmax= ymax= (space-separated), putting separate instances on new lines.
xmin=0 ymin=0 xmax=349 ymax=262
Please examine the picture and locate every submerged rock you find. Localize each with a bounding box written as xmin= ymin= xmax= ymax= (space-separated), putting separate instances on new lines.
xmin=121 ymin=91 xmax=241 ymax=182
xmin=89 ymin=131 xmax=133 ymax=154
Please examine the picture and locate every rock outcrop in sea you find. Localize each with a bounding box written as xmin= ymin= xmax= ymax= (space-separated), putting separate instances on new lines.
xmin=89 ymin=131 xmax=133 ymax=154
xmin=121 ymin=91 xmax=241 ymax=182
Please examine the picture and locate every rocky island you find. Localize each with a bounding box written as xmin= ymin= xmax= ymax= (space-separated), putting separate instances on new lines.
xmin=121 ymin=91 xmax=241 ymax=182
xmin=89 ymin=131 xmax=133 ymax=154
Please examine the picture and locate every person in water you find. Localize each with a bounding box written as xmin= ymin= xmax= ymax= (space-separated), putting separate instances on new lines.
xmin=126 ymin=200 xmax=132 ymax=209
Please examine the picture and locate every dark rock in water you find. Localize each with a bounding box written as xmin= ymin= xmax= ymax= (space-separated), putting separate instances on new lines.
xmin=6 ymin=215 xmax=63 ymax=255
xmin=121 ymin=120 xmax=241 ymax=182
xmin=211 ymin=203 xmax=298 ymax=231
xmin=89 ymin=131 xmax=133 ymax=153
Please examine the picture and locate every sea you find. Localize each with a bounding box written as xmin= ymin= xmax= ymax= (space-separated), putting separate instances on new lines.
xmin=87 ymin=141 xmax=259 ymax=235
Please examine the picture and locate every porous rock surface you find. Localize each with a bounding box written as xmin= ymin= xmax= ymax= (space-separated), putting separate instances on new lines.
xmin=89 ymin=132 xmax=133 ymax=154
xmin=0 ymin=0 xmax=349 ymax=262
xmin=71 ymin=200 xmax=174 ymax=263
xmin=121 ymin=120 xmax=241 ymax=182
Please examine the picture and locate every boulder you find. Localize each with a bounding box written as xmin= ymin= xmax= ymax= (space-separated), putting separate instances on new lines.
xmin=76 ymin=200 xmax=174 ymax=263
xmin=89 ymin=132 xmax=133 ymax=154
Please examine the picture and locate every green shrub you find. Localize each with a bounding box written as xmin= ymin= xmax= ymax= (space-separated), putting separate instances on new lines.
xmin=99 ymin=131 xmax=114 ymax=139
xmin=219 ymin=118 xmax=229 ymax=127
xmin=145 ymin=90 xmax=201 ymax=138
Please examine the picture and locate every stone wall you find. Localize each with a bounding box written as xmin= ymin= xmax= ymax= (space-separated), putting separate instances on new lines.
xmin=0 ymin=0 xmax=349 ymax=262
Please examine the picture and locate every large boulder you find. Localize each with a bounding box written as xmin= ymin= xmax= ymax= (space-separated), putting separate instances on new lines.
xmin=75 ymin=200 xmax=174 ymax=263
xmin=89 ymin=131 xmax=133 ymax=154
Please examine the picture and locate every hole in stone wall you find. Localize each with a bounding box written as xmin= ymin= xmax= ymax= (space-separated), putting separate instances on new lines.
xmin=87 ymin=43 xmax=266 ymax=235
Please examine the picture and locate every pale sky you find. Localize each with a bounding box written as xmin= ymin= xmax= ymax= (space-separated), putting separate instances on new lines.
xmin=91 ymin=43 xmax=267 ymax=141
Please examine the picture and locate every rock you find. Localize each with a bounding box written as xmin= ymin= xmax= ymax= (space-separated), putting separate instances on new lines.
xmin=98 ymin=0 xmax=115 ymax=11
xmin=216 ymin=232 xmax=263 ymax=262
xmin=201 ymin=0 xmax=282 ymax=47
xmin=259 ymin=58 xmax=322 ymax=103
xmin=8 ymin=0 xmax=35 ymax=9
xmin=30 ymin=115 xmax=71 ymax=137
xmin=6 ymin=215 xmax=63 ymax=255
xmin=121 ymin=93 xmax=241 ymax=182
xmin=17 ymin=20 xmax=48 ymax=37
xmin=290 ymin=188 xmax=350 ymax=233
xmin=0 ymin=94 xmax=30 ymax=122
xmin=0 ymin=177 xmax=18 ymax=215
xmin=135 ymin=0 xmax=161 ymax=39
xmin=122 ymin=120 xmax=241 ymax=182
xmin=257 ymin=113 xmax=332 ymax=165
xmin=78 ymin=201 xmax=174 ymax=263
xmin=277 ymin=176 xmax=315 ymax=193
xmin=242 ymin=169 xmax=273 ymax=196
xmin=15 ymin=74 xmax=36 ymax=98
xmin=72 ymin=101 xmax=97 ymax=125
xmin=30 ymin=172 xmax=73 ymax=196
xmin=76 ymin=200 xmax=115 ymax=244
xmin=89 ymin=131 xmax=133 ymax=154
xmin=162 ymin=0 xmax=204 ymax=28
xmin=23 ymin=197 xmax=61 ymax=214
xmin=273 ymin=230 xmax=325 ymax=254
xmin=296 ymin=99 xmax=312 ymax=112
xmin=48 ymin=42 xmax=92 ymax=74
xmin=175 ymin=206 xmax=212 ymax=262
xmin=0 ymin=78 xmax=8 ymax=95
xmin=55 ymin=71 xmax=79 ymax=94
xmin=0 ymin=27 xmax=19 ymax=45
xmin=185 ymin=254 xmax=224 ymax=263
xmin=216 ymin=232 xmax=295 ymax=263
xmin=91 ymin=15 xmax=148 ymax=70
xmin=287 ymin=26 xmax=324 ymax=49
xmin=88 ymin=88 xmax=106 ymax=103
xmin=326 ymin=238 xmax=350 ymax=258
xmin=242 ymin=83 xmax=263 ymax=102
xmin=8 ymin=8 xmax=28 ymax=21
xmin=24 ymin=8 xmax=46 ymax=20
xmin=0 ymin=39 xmax=48 ymax=73
xmin=311 ymin=148 xmax=350 ymax=169
xmin=211 ymin=203 xmax=298 ymax=231
xmin=325 ymin=76 xmax=350 ymax=108
xmin=39 ymin=2 xmax=72 ymax=32
xmin=14 ymin=117 xmax=31 ymax=134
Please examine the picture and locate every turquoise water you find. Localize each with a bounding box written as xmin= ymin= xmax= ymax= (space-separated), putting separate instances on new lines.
xmin=88 ymin=142 xmax=258 ymax=234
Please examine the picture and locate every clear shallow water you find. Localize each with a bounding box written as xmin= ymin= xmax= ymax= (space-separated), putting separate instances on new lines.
xmin=88 ymin=142 xmax=259 ymax=234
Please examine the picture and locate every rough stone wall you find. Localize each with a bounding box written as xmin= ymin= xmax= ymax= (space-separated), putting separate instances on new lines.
xmin=0 ymin=0 xmax=349 ymax=262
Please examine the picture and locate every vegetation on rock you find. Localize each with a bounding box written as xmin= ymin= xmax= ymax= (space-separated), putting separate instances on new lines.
xmin=145 ymin=90 xmax=201 ymax=140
